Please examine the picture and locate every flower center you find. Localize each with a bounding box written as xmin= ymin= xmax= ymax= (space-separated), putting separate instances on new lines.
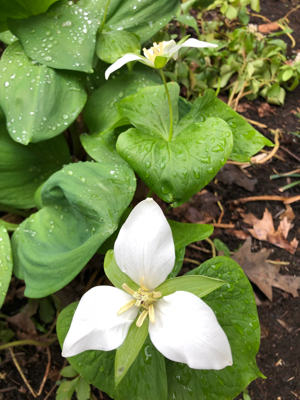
xmin=117 ymin=277 xmax=161 ymax=327
xmin=143 ymin=41 xmax=165 ymax=63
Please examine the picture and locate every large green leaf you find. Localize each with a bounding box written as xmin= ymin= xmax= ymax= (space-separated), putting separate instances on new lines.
xmin=190 ymin=89 xmax=273 ymax=162
xmin=8 ymin=0 xmax=100 ymax=72
xmin=0 ymin=225 xmax=13 ymax=308
xmin=11 ymin=161 xmax=136 ymax=297
xmin=166 ymin=257 xmax=263 ymax=399
xmin=83 ymin=71 xmax=161 ymax=135
xmin=0 ymin=41 xmax=87 ymax=144
xmin=57 ymin=303 xmax=168 ymax=400
xmin=117 ymin=83 xmax=233 ymax=206
xmin=96 ymin=30 xmax=140 ymax=64
xmin=0 ymin=0 xmax=59 ymax=32
xmin=0 ymin=120 xmax=70 ymax=209
xmin=103 ymin=0 xmax=180 ymax=43
xmin=0 ymin=30 xmax=18 ymax=44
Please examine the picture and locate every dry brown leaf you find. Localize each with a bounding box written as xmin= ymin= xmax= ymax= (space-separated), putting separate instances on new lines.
xmin=225 ymin=229 xmax=250 ymax=240
xmin=280 ymin=205 xmax=295 ymax=223
xmin=258 ymin=22 xmax=280 ymax=33
xmin=242 ymin=208 xmax=298 ymax=254
xmin=232 ymin=237 xmax=300 ymax=300
xmin=216 ymin=164 xmax=257 ymax=191
xmin=257 ymin=103 xmax=276 ymax=117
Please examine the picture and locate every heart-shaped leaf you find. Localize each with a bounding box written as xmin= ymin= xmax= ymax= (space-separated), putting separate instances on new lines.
xmin=0 ymin=120 xmax=70 ymax=209
xmin=8 ymin=0 xmax=100 ymax=72
xmin=117 ymin=83 xmax=233 ymax=206
xmin=12 ymin=161 xmax=136 ymax=297
xmin=0 ymin=41 xmax=87 ymax=144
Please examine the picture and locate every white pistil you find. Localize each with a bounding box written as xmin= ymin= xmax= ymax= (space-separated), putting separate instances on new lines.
xmin=117 ymin=277 xmax=161 ymax=327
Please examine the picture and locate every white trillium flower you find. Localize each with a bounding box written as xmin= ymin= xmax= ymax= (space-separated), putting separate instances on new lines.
xmin=105 ymin=38 xmax=218 ymax=80
xmin=62 ymin=198 xmax=232 ymax=370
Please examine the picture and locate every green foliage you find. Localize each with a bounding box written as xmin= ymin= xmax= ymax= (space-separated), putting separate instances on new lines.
xmin=0 ymin=225 xmax=13 ymax=308
xmin=12 ymin=162 xmax=136 ymax=297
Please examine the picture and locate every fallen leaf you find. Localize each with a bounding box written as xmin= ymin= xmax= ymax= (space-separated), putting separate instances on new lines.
xmin=258 ymin=22 xmax=280 ymax=33
xmin=216 ymin=164 xmax=257 ymax=191
xmin=225 ymin=229 xmax=250 ymax=240
xmin=232 ymin=237 xmax=300 ymax=300
xmin=257 ymin=103 xmax=277 ymax=117
xmin=242 ymin=208 xmax=298 ymax=254
xmin=280 ymin=205 xmax=295 ymax=223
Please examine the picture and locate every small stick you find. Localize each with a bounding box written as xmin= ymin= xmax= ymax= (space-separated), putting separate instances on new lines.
xmin=284 ymin=195 xmax=300 ymax=205
xmin=36 ymin=347 xmax=51 ymax=396
xmin=244 ymin=118 xmax=268 ymax=128
xmin=197 ymin=222 xmax=235 ymax=228
xmin=8 ymin=348 xmax=37 ymax=398
xmin=0 ymin=338 xmax=56 ymax=351
xmin=205 ymin=238 xmax=216 ymax=258
xmin=229 ymin=195 xmax=290 ymax=205
xmin=44 ymin=359 xmax=67 ymax=400
xmin=183 ymin=258 xmax=200 ymax=265
xmin=281 ymin=146 xmax=300 ymax=163
xmin=266 ymin=260 xmax=290 ymax=265
xmin=188 ymin=244 xmax=211 ymax=253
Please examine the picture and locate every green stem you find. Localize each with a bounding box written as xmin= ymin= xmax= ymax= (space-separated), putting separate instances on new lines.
xmin=0 ymin=220 xmax=19 ymax=232
xmin=99 ymin=0 xmax=112 ymax=33
xmin=0 ymin=338 xmax=57 ymax=351
xmin=160 ymin=69 xmax=173 ymax=141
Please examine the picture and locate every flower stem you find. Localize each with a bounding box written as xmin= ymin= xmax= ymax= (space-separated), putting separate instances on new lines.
xmin=160 ymin=69 xmax=173 ymax=141
xmin=99 ymin=0 xmax=111 ymax=33
xmin=0 ymin=338 xmax=57 ymax=351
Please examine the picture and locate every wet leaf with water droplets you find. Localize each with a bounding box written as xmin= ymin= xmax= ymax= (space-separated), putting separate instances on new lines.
xmin=0 ymin=41 xmax=87 ymax=144
xmin=117 ymin=83 xmax=233 ymax=207
xmin=12 ymin=161 xmax=136 ymax=297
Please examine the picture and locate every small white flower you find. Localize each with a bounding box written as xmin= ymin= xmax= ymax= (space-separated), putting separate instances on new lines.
xmin=62 ymin=198 xmax=232 ymax=370
xmin=105 ymin=38 xmax=218 ymax=80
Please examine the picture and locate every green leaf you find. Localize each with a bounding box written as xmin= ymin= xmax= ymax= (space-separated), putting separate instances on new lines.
xmin=156 ymin=275 xmax=225 ymax=297
xmin=12 ymin=161 xmax=136 ymax=297
xmin=83 ymin=71 xmax=161 ymax=135
xmin=214 ymin=238 xmax=231 ymax=257
xmin=104 ymin=250 xmax=138 ymax=291
xmin=238 ymin=7 xmax=249 ymax=25
xmin=250 ymin=0 xmax=260 ymax=12
xmin=75 ymin=376 xmax=91 ymax=400
xmin=56 ymin=378 xmax=79 ymax=400
xmin=176 ymin=15 xmax=199 ymax=36
xmin=282 ymin=69 xmax=293 ymax=82
xmin=57 ymin=302 xmax=168 ymax=400
xmin=8 ymin=0 xmax=100 ymax=72
xmin=0 ymin=41 xmax=87 ymax=144
xmin=60 ymin=365 xmax=79 ymax=378
xmin=0 ymin=30 xmax=18 ymax=44
xmin=39 ymin=297 xmax=55 ymax=323
xmin=117 ymin=83 xmax=233 ymax=206
xmin=0 ymin=121 xmax=70 ymax=209
xmin=0 ymin=0 xmax=59 ymax=32
xmin=96 ymin=30 xmax=140 ymax=64
xmin=104 ymin=0 xmax=180 ymax=43
xmin=169 ymin=220 xmax=213 ymax=248
xmin=165 ymin=256 xmax=263 ymax=400
xmin=154 ymin=55 xmax=168 ymax=69
xmin=115 ymin=316 xmax=148 ymax=386
xmin=189 ymin=89 xmax=273 ymax=162
xmin=0 ymin=225 xmax=13 ymax=308
xmin=225 ymin=5 xmax=238 ymax=19
xmin=80 ymin=130 xmax=128 ymax=165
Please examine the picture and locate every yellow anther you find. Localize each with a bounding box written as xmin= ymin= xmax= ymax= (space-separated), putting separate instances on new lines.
xmin=122 ymin=283 xmax=135 ymax=296
xmin=117 ymin=299 xmax=136 ymax=315
xmin=136 ymin=310 xmax=149 ymax=327
xmin=148 ymin=304 xmax=155 ymax=324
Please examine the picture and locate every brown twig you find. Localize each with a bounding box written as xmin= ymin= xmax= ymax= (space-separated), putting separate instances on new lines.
xmin=244 ymin=118 xmax=268 ymax=128
xmin=0 ymin=338 xmax=56 ymax=351
xmin=188 ymin=244 xmax=211 ymax=253
xmin=36 ymin=347 xmax=51 ymax=396
xmin=44 ymin=359 xmax=68 ymax=400
xmin=280 ymin=146 xmax=300 ymax=163
xmin=8 ymin=348 xmax=37 ymax=398
xmin=197 ymin=222 xmax=235 ymax=228
xmin=229 ymin=195 xmax=300 ymax=205
xmin=205 ymin=238 xmax=216 ymax=258
xmin=183 ymin=258 xmax=201 ymax=265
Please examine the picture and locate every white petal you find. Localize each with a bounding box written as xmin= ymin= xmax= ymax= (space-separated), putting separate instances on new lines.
xmin=162 ymin=40 xmax=177 ymax=53
xmin=149 ymin=291 xmax=233 ymax=370
xmin=62 ymin=286 xmax=138 ymax=357
xmin=114 ymin=198 xmax=175 ymax=290
xmin=168 ymin=38 xmax=218 ymax=59
xmin=105 ymin=54 xmax=153 ymax=80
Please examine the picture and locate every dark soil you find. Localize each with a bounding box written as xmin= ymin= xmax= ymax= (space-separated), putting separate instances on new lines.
xmin=0 ymin=0 xmax=299 ymax=399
